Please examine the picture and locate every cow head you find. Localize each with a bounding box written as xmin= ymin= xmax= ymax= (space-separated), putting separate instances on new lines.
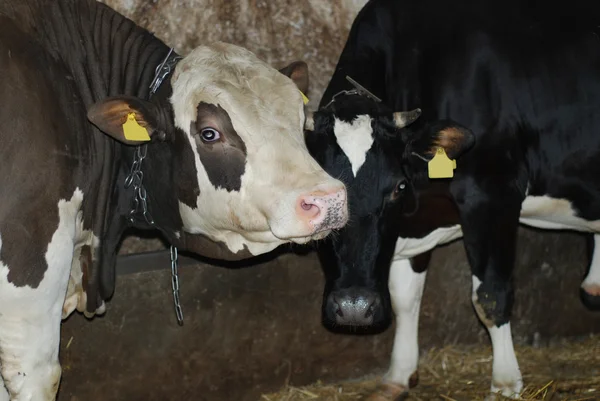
xmin=87 ymin=42 xmax=348 ymax=258
xmin=305 ymin=92 xmax=474 ymax=330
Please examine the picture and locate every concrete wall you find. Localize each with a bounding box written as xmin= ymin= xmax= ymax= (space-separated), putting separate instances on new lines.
xmin=56 ymin=2 xmax=600 ymax=400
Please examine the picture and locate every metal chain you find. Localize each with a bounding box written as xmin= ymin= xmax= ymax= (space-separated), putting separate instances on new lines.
xmin=124 ymin=48 xmax=184 ymax=326
xmin=170 ymin=245 xmax=184 ymax=326
xmin=124 ymin=144 xmax=154 ymax=226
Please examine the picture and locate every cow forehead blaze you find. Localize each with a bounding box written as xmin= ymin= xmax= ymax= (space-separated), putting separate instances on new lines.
xmin=333 ymin=115 xmax=375 ymax=177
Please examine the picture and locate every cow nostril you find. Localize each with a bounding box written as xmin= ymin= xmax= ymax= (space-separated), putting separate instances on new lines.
xmin=332 ymin=296 xmax=344 ymax=317
xmin=298 ymin=197 xmax=321 ymax=220
xmin=300 ymin=200 xmax=313 ymax=211
xmin=365 ymin=304 xmax=374 ymax=318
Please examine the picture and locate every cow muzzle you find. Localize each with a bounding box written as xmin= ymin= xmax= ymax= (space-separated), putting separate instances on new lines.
xmin=324 ymin=287 xmax=386 ymax=328
xmin=296 ymin=186 xmax=348 ymax=234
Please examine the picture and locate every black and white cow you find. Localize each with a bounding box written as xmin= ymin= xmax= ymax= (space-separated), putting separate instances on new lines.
xmin=305 ymin=0 xmax=600 ymax=399
xmin=0 ymin=0 xmax=348 ymax=399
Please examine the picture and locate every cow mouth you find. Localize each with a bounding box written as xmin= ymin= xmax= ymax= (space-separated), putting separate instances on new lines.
xmin=288 ymin=229 xmax=332 ymax=245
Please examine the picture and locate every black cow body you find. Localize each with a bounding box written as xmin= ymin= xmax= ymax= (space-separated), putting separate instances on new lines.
xmin=306 ymin=0 xmax=600 ymax=398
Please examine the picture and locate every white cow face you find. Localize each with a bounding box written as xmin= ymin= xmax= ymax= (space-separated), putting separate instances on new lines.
xmin=88 ymin=42 xmax=348 ymax=257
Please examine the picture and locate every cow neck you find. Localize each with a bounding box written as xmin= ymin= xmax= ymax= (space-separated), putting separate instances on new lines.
xmin=123 ymin=52 xmax=186 ymax=326
xmin=30 ymin=0 xmax=175 ymax=242
xmin=124 ymin=48 xmax=182 ymax=229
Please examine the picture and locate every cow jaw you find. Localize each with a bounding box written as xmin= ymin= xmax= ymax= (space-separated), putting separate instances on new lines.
xmin=170 ymin=42 xmax=348 ymax=256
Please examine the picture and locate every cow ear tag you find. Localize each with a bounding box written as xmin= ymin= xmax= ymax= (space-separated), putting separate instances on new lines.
xmin=122 ymin=113 xmax=151 ymax=141
xmin=428 ymin=147 xmax=456 ymax=179
xmin=300 ymin=91 xmax=309 ymax=105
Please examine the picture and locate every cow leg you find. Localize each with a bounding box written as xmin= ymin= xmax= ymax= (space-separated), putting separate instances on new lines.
xmin=581 ymin=234 xmax=600 ymax=310
xmin=0 ymin=192 xmax=83 ymax=400
xmin=0 ymin=311 xmax=63 ymax=401
xmin=471 ymin=276 xmax=522 ymax=399
xmin=367 ymin=253 xmax=430 ymax=401
xmin=458 ymin=188 xmax=523 ymax=399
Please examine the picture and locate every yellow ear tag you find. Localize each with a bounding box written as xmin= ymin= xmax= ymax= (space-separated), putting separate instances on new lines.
xmin=428 ymin=147 xmax=457 ymax=179
xmin=300 ymin=91 xmax=309 ymax=105
xmin=122 ymin=113 xmax=151 ymax=142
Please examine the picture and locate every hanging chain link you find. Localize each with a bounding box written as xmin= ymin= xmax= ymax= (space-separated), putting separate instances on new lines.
xmin=170 ymin=246 xmax=184 ymax=326
xmin=124 ymin=144 xmax=154 ymax=226
xmin=124 ymin=48 xmax=184 ymax=326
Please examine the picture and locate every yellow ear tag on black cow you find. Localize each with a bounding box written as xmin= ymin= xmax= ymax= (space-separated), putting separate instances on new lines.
xmin=428 ymin=147 xmax=456 ymax=179
xmin=122 ymin=113 xmax=151 ymax=142
xmin=300 ymin=91 xmax=309 ymax=105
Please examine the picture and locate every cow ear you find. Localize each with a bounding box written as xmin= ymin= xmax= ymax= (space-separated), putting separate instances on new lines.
xmin=279 ymin=61 xmax=309 ymax=95
xmin=409 ymin=120 xmax=475 ymax=160
xmin=87 ymin=96 xmax=163 ymax=145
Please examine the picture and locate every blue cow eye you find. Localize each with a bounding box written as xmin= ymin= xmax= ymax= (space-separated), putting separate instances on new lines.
xmin=200 ymin=128 xmax=221 ymax=142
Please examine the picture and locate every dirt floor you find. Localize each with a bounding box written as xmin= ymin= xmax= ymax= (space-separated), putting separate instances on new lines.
xmin=262 ymin=335 xmax=600 ymax=401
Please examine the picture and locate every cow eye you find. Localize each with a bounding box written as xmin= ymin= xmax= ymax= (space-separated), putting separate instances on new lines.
xmin=200 ymin=128 xmax=221 ymax=142
xmin=395 ymin=180 xmax=407 ymax=193
xmin=391 ymin=179 xmax=407 ymax=200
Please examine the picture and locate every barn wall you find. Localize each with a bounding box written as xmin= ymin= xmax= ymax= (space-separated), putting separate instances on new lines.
xmin=57 ymin=1 xmax=600 ymax=401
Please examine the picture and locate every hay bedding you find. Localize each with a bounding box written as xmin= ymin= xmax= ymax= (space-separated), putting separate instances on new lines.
xmin=261 ymin=335 xmax=599 ymax=401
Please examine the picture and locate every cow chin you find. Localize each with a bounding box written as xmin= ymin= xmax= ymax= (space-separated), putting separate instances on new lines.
xmin=177 ymin=231 xmax=282 ymax=261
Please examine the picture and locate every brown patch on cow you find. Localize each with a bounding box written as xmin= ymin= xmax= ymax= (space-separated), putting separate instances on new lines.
xmin=191 ymin=102 xmax=247 ymax=192
xmin=582 ymin=283 xmax=600 ymax=296
xmin=366 ymin=382 xmax=409 ymax=401
xmin=399 ymin=182 xmax=460 ymax=238
xmin=178 ymin=232 xmax=254 ymax=261
xmin=0 ymin=18 xmax=74 ymax=288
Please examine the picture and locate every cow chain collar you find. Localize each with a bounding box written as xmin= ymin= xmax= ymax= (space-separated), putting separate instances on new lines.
xmin=322 ymin=75 xmax=383 ymax=109
xmin=124 ymin=47 xmax=185 ymax=326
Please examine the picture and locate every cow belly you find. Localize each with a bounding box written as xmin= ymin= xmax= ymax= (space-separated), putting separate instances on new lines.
xmin=519 ymin=195 xmax=600 ymax=232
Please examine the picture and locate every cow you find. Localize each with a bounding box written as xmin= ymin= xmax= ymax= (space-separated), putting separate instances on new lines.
xmin=0 ymin=0 xmax=348 ymax=399
xmin=304 ymin=0 xmax=600 ymax=399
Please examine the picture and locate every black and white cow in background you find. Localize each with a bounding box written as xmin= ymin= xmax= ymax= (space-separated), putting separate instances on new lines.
xmin=0 ymin=0 xmax=348 ymax=399
xmin=305 ymin=0 xmax=600 ymax=399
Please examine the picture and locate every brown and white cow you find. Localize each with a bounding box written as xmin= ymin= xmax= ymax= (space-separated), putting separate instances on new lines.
xmin=0 ymin=0 xmax=347 ymax=399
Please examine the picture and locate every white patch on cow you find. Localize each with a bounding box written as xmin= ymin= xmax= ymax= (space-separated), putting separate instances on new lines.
xmin=384 ymin=258 xmax=427 ymax=387
xmin=391 ymin=194 xmax=600 ymax=262
xmin=168 ymin=42 xmax=346 ymax=256
xmin=393 ymin=225 xmax=462 ymax=259
xmin=0 ymin=189 xmax=85 ymax=400
xmin=582 ymin=234 xmax=600 ymax=296
xmin=519 ymin=195 xmax=600 ymax=231
xmin=471 ymin=276 xmax=523 ymax=399
xmin=333 ymin=115 xmax=374 ymax=176
xmin=0 ymin=376 xmax=8 ymax=401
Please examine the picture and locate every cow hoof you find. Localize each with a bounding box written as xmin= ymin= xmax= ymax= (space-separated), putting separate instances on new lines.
xmin=580 ymin=287 xmax=600 ymax=311
xmin=364 ymin=382 xmax=408 ymax=401
xmin=489 ymin=380 xmax=522 ymax=400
